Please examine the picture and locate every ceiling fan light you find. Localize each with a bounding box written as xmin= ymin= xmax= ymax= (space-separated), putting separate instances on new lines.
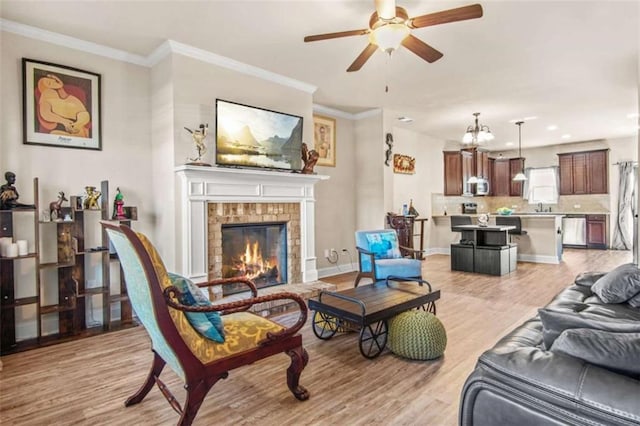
xmin=370 ymin=23 xmax=410 ymax=53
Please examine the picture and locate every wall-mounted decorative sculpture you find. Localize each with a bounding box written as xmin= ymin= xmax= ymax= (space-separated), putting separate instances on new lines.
xmin=385 ymin=133 xmax=393 ymax=166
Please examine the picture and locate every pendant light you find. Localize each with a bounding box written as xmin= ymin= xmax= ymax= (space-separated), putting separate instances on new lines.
xmin=512 ymin=121 xmax=527 ymax=181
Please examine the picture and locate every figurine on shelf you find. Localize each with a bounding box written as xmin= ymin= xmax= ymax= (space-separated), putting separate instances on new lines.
xmin=300 ymin=143 xmax=319 ymax=174
xmin=185 ymin=124 xmax=211 ymax=166
xmin=83 ymin=186 xmax=101 ymax=210
xmin=0 ymin=171 xmax=35 ymax=210
xmin=112 ymin=187 xmax=127 ymax=220
xmin=49 ymin=191 xmax=68 ymax=221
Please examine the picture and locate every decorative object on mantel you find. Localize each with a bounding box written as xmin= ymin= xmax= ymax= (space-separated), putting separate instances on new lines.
xmin=300 ymin=143 xmax=320 ymax=174
xmin=393 ymin=154 xmax=415 ymax=174
xmin=408 ymin=199 xmax=419 ymax=216
xmin=478 ymin=213 xmax=489 ymax=227
xmin=83 ymin=185 xmax=101 ymax=210
xmin=512 ymin=121 xmax=527 ymax=181
xmin=22 ymin=58 xmax=101 ymax=150
xmin=185 ymin=123 xmax=211 ymax=166
xmin=463 ymin=112 xmax=494 ymax=145
xmin=385 ymin=133 xmax=394 ymax=166
xmin=313 ymin=114 xmax=336 ymax=167
xmin=49 ymin=191 xmax=68 ymax=221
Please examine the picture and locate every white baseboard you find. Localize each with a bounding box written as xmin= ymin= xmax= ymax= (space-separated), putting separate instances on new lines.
xmin=317 ymin=263 xmax=356 ymax=279
xmin=423 ymin=248 xmax=451 ymax=256
xmin=517 ymin=254 xmax=560 ymax=264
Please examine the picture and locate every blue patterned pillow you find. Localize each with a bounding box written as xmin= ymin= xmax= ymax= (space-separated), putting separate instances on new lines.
xmin=168 ymin=273 xmax=225 ymax=343
xmin=366 ymin=231 xmax=402 ymax=259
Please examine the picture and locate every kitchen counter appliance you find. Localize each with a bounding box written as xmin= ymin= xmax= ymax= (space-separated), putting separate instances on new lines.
xmin=462 ymin=203 xmax=478 ymax=214
xmin=562 ymin=215 xmax=587 ymax=247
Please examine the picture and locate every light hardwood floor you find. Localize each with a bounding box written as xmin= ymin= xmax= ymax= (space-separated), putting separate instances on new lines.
xmin=0 ymin=249 xmax=632 ymax=425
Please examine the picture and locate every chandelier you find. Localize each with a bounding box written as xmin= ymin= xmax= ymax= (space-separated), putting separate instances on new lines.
xmin=462 ymin=112 xmax=494 ymax=145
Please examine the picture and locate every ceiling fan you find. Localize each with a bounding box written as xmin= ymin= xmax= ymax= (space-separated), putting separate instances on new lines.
xmin=303 ymin=0 xmax=483 ymax=72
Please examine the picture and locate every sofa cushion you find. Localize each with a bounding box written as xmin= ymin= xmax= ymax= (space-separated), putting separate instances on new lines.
xmin=168 ymin=272 xmax=225 ymax=343
xmin=574 ymin=271 xmax=606 ymax=287
xmin=591 ymin=263 xmax=640 ymax=303
xmin=538 ymin=308 xmax=640 ymax=348
xmin=550 ymin=328 xmax=640 ymax=378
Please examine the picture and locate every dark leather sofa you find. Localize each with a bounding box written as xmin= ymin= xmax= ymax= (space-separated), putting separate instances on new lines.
xmin=460 ymin=272 xmax=640 ymax=426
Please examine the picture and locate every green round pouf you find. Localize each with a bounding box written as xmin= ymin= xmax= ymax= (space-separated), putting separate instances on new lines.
xmin=388 ymin=310 xmax=447 ymax=360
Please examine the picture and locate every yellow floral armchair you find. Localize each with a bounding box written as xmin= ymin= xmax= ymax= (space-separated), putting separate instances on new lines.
xmin=103 ymin=222 xmax=309 ymax=426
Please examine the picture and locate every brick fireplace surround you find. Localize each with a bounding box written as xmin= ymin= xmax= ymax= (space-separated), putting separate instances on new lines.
xmin=175 ymin=165 xmax=329 ymax=288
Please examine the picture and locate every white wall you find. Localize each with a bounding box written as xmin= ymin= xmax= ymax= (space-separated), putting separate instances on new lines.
xmin=355 ymin=113 xmax=385 ymax=230
xmin=0 ymin=32 xmax=154 ymax=236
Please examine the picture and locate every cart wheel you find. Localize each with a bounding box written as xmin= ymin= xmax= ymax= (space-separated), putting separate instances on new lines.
xmin=312 ymin=311 xmax=339 ymax=340
xmin=359 ymin=320 xmax=388 ymax=359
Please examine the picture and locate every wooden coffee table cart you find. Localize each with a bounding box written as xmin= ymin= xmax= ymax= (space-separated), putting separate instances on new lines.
xmin=308 ymin=277 xmax=440 ymax=359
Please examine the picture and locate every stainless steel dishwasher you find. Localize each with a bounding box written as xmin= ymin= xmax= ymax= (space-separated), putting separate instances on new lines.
xmin=562 ymin=215 xmax=587 ymax=247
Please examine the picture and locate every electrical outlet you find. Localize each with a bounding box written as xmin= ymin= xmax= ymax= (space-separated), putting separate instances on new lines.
xmin=574 ymin=204 xmax=581 ymax=209
xmin=324 ymin=249 xmax=329 ymax=258
xmin=511 ymin=205 xmax=518 ymax=209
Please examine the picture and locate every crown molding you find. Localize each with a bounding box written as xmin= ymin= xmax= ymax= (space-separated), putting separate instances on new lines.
xmin=1 ymin=19 xmax=317 ymax=94
xmin=313 ymin=104 xmax=381 ymax=121
xmin=0 ymin=18 xmax=149 ymax=67
xmin=165 ymin=40 xmax=317 ymax=94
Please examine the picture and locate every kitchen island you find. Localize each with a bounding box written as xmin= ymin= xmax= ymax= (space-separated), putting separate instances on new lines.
xmin=431 ymin=214 xmax=564 ymax=264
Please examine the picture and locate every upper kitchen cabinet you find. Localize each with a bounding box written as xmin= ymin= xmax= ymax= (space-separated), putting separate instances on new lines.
xmin=444 ymin=151 xmax=463 ymax=196
xmin=443 ymin=148 xmax=488 ymax=196
xmin=491 ymin=157 xmax=524 ymax=197
xmin=558 ymin=149 xmax=608 ymax=195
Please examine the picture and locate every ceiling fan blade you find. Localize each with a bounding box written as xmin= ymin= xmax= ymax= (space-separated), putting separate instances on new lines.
xmin=409 ymin=4 xmax=483 ymax=29
xmin=304 ymin=29 xmax=369 ymax=42
xmin=401 ymin=35 xmax=443 ymax=63
xmin=375 ymin=0 xmax=396 ymax=20
xmin=347 ymin=44 xmax=378 ymax=72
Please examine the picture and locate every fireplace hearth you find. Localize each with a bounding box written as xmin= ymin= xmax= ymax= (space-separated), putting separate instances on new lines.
xmin=221 ymin=222 xmax=287 ymax=295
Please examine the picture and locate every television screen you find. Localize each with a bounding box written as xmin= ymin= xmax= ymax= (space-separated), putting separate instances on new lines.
xmin=215 ymin=99 xmax=303 ymax=171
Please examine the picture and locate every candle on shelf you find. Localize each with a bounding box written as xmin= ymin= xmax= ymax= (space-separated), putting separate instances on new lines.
xmin=6 ymin=243 xmax=19 ymax=258
xmin=17 ymin=240 xmax=28 ymax=256
xmin=0 ymin=237 xmax=12 ymax=257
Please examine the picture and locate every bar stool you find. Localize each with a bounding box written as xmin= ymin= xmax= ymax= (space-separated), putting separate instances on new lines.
xmin=496 ymin=216 xmax=527 ymax=243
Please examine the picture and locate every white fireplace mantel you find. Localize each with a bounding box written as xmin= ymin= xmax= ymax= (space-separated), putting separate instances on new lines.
xmin=175 ymin=165 xmax=329 ymax=283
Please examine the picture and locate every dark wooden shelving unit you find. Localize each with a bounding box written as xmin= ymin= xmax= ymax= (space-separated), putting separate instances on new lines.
xmin=1 ymin=179 xmax=137 ymax=355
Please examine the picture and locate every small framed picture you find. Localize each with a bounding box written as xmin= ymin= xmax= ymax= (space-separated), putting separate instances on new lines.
xmin=313 ymin=114 xmax=336 ymax=167
xmin=22 ymin=58 xmax=101 ymax=150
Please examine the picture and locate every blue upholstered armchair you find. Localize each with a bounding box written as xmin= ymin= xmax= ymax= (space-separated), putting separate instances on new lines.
xmin=354 ymin=229 xmax=423 ymax=287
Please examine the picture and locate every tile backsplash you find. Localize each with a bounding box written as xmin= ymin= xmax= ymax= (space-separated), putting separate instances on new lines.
xmin=432 ymin=193 xmax=609 ymax=215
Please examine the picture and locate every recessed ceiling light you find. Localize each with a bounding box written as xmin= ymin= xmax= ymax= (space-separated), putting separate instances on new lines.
xmin=547 ymin=125 xmax=558 ymax=131
xmin=627 ymin=113 xmax=639 ymax=119
xmin=397 ymin=116 xmax=413 ymax=123
xmin=505 ymin=142 xmax=514 ymax=146
xmin=509 ymin=116 xmax=538 ymax=123
xmin=561 ymin=134 xmax=571 ymax=139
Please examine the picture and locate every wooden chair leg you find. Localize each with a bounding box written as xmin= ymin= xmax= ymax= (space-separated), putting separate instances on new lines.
xmin=178 ymin=375 xmax=225 ymax=426
xmin=126 ymin=351 xmax=165 ymax=407
xmin=286 ymin=346 xmax=310 ymax=401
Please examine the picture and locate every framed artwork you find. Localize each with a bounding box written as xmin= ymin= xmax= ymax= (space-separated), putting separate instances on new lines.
xmin=313 ymin=114 xmax=336 ymax=167
xmin=393 ymin=154 xmax=416 ymax=174
xmin=22 ymin=58 xmax=102 ymax=150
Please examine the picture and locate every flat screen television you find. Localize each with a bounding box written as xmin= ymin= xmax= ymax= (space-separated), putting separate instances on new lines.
xmin=215 ymin=99 xmax=303 ymax=171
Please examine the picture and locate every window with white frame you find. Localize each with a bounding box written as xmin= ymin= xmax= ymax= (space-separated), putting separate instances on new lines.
xmin=525 ymin=167 xmax=559 ymax=204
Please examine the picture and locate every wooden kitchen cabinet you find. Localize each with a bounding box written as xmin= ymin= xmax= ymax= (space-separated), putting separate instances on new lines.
xmin=444 ymin=151 xmax=463 ymax=196
xmin=510 ymin=158 xmax=525 ymax=197
xmin=558 ymin=150 xmax=608 ymax=195
xmin=586 ymin=214 xmax=607 ymax=249
xmin=492 ymin=159 xmax=511 ymax=196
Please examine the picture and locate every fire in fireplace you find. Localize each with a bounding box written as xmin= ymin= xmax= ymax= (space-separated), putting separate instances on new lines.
xmin=221 ymin=222 xmax=287 ymax=295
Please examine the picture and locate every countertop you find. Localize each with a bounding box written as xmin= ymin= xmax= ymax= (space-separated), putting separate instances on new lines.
xmin=432 ymin=212 xmax=609 ymax=218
